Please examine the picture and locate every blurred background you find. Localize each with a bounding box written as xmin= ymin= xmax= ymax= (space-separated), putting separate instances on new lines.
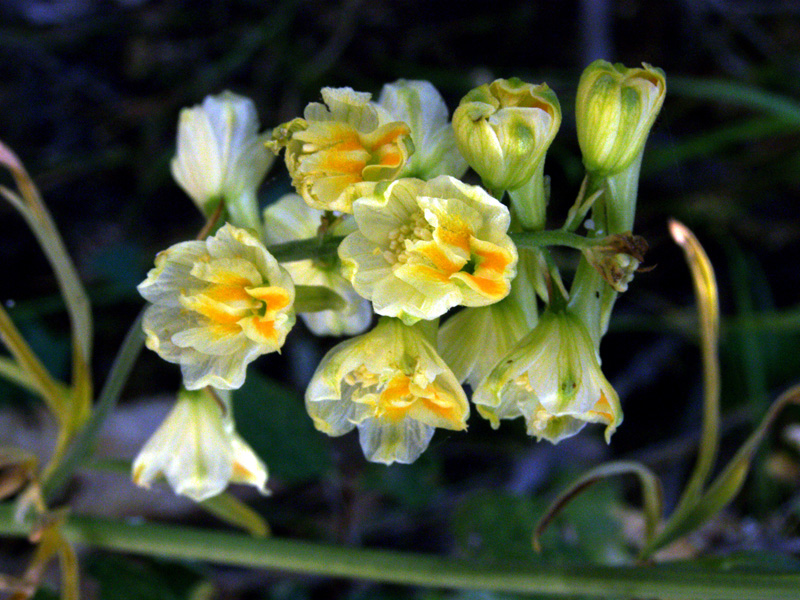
xmin=2 ymin=0 xmax=800 ymax=598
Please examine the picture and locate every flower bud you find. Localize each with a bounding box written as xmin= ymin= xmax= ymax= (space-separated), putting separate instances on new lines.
xmin=576 ymin=60 xmax=666 ymax=176
xmin=452 ymin=78 xmax=561 ymax=192
xmin=171 ymin=91 xmax=273 ymax=230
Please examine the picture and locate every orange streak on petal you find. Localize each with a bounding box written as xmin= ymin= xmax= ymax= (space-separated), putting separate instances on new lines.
xmin=418 ymin=243 xmax=462 ymax=275
xmin=247 ymin=287 xmax=292 ymax=311
xmin=471 ymin=242 xmax=513 ymax=274
xmin=368 ymin=123 xmax=410 ymax=149
xmin=404 ymin=264 xmax=451 ymax=283
xmin=458 ymin=273 xmax=508 ymax=298
xmin=247 ymin=316 xmax=278 ymax=343
xmin=318 ymin=151 xmax=367 ymax=176
xmin=205 ymin=284 xmax=253 ymax=305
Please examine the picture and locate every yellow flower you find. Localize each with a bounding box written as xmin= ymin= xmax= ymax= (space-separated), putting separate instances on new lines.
xmin=576 ymin=60 xmax=666 ymax=176
xmin=305 ymin=317 xmax=468 ymax=464
xmin=138 ymin=223 xmax=295 ymax=390
xmin=171 ymin=91 xmax=273 ymax=231
xmin=263 ymin=193 xmax=372 ymax=336
xmin=472 ymin=309 xmax=622 ymax=443
xmin=338 ymin=176 xmax=517 ymax=324
xmin=377 ymin=79 xmax=467 ymax=180
xmin=133 ymin=387 xmax=268 ymax=502
xmin=268 ymin=87 xmax=414 ymax=213
xmin=452 ymin=78 xmax=561 ymax=191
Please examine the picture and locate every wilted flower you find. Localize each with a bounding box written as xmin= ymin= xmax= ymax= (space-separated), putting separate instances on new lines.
xmin=339 ymin=175 xmax=517 ymax=324
xmin=377 ymin=79 xmax=467 ymax=180
xmin=576 ymin=60 xmax=666 ymax=176
xmin=582 ymin=232 xmax=648 ymax=292
xmin=268 ymin=87 xmax=414 ymax=213
xmin=171 ymin=91 xmax=273 ymax=231
xmin=452 ymin=78 xmax=561 ymax=192
xmin=133 ymin=387 xmax=268 ymax=502
xmin=263 ymin=193 xmax=372 ymax=336
xmin=138 ymin=223 xmax=295 ymax=390
xmin=473 ymin=309 xmax=622 ymax=444
xmin=305 ymin=317 xmax=469 ymax=464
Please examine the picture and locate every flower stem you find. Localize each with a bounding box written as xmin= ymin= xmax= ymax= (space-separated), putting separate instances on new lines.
xmin=0 ymin=503 xmax=795 ymax=600
xmin=510 ymin=230 xmax=596 ymax=252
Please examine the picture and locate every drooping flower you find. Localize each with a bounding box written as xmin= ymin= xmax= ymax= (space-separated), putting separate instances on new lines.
xmin=138 ymin=223 xmax=295 ymax=390
xmin=268 ymin=87 xmax=414 ymax=213
xmin=171 ymin=91 xmax=273 ymax=232
xmin=133 ymin=387 xmax=268 ymax=502
xmin=575 ymin=60 xmax=666 ymax=176
xmin=305 ymin=317 xmax=469 ymax=464
xmin=338 ymin=175 xmax=517 ymax=324
xmin=472 ymin=309 xmax=622 ymax=444
xmin=263 ymin=193 xmax=372 ymax=336
xmin=452 ymin=78 xmax=561 ymax=192
xmin=377 ymin=79 xmax=467 ymax=180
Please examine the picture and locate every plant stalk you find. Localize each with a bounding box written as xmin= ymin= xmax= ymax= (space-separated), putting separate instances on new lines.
xmin=0 ymin=504 xmax=796 ymax=600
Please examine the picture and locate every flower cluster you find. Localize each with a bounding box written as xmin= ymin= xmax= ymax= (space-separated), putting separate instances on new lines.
xmin=135 ymin=61 xmax=663 ymax=497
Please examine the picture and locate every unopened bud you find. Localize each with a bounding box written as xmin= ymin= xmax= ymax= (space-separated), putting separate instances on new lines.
xmin=452 ymin=78 xmax=561 ymax=192
xmin=576 ymin=61 xmax=666 ymax=176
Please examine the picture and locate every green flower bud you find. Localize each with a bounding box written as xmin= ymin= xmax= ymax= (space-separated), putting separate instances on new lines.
xmin=452 ymin=78 xmax=561 ymax=192
xmin=576 ymin=60 xmax=666 ymax=176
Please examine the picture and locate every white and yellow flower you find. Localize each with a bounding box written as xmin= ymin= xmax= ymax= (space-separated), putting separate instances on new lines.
xmin=452 ymin=78 xmax=561 ymax=192
xmin=138 ymin=223 xmax=295 ymax=390
xmin=338 ymin=175 xmax=517 ymax=324
xmin=472 ymin=309 xmax=622 ymax=443
xmin=171 ymin=91 xmax=273 ymax=231
xmin=305 ymin=317 xmax=468 ymax=464
xmin=263 ymin=193 xmax=372 ymax=336
xmin=268 ymin=87 xmax=414 ymax=213
xmin=133 ymin=387 xmax=268 ymax=502
xmin=576 ymin=60 xmax=666 ymax=176
xmin=377 ymin=79 xmax=467 ymax=180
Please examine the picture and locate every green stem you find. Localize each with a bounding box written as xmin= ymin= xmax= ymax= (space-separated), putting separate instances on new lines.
xmin=41 ymin=310 xmax=146 ymax=501
xmin=510 ymin=230 xmax=595 ymax=252
xmin=508 ymin=161 xmax=546 ymax=231
xmin=0 ymin=504 xmax=795 ymax=600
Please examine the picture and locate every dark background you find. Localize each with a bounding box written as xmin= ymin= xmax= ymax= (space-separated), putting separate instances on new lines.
xmin=2 ymin=0 xmax=800 ymax=598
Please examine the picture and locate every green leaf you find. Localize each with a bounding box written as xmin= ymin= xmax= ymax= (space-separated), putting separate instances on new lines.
xmin=233 ymin=371 xmax=331 ymax=483
xmin=533 ymin=460 xmax=663 ymax=552
xmin=199 ymin=492 xmax=270 ymax=537
xmin=644 ymin=384 xmax=800 ymax=555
